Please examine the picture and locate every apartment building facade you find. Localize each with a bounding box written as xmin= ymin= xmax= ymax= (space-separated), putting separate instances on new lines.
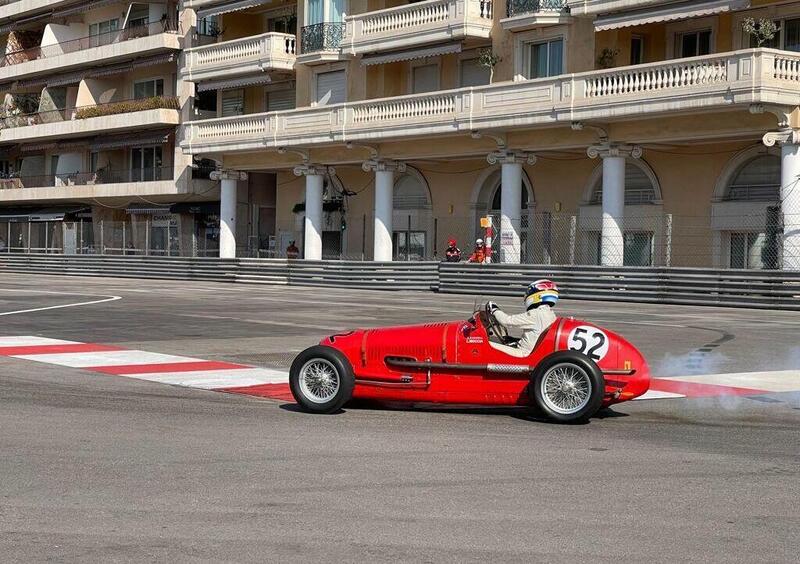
xmin=2 ymin=0 xmax=799 ymax=270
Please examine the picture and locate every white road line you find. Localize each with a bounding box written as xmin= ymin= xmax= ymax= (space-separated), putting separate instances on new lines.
xmin=0 ymin=336 xmax=79 ymax=347
xmin=13 ymin=350 xmax=202 ymax=368
xmin=635 ymin=390 xmax=686 ymax=400
xmin=663 ymin=371 xmax=800 ymax=393
xmin=0 ymin=289 xmax=121 ymax=316
xmin=132 ymin=368 xmax=289 ymax=389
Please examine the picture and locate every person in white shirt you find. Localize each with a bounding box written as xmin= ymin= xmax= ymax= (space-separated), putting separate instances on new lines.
xmin=487 ymin=279 xmax=559 ymax=356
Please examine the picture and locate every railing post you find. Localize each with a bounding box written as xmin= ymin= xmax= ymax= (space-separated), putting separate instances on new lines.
xmin=122 ymin=222 xmax=126 ymax=254
xmin=27 ymin=222 xmax=31 ymax=253
xmin=665 ymin=213 xmax=673 ymax=267
xmin=569 ymin=215 xmax=577 ymax=265
xmin=100 ymin=219 xmax=104 ymax=254
xmin=145 ymin=217 xmax=150 ymax=255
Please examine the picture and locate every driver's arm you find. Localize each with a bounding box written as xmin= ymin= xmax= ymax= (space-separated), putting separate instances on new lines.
xmin=489 ymin=305 xmax=526 ymax=328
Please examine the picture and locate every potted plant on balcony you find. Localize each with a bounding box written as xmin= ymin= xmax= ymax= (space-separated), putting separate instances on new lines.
xmin=478 ymin=48 xmax=501 ymax=84
xmin=742 ymin=17 xmax=778 ymax=48
xmin=596 ymin=47 xmax=619 ymax=69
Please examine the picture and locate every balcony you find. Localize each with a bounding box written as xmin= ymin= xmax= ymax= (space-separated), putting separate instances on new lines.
xmin=181 ymin=48 xmax=800 ymax=154
xmin=502 ymin=0 xmax=572 ymax=31
xmin=0 ymin=96 xmax=180 ymax=144
xmin=182 ymin=32 xmax=296 ymax=85
xmin=0 ymin=166 xmax=185 ymax=204
xmin=298 ymin=23 xmax=345 ymax=65
xmin=0 ymin=20 xmax=180 ymax=83
xmin=343 ymin=0 xmax=493 ymax=56
xmin=0 ymin=0 xmax=76 ymax=22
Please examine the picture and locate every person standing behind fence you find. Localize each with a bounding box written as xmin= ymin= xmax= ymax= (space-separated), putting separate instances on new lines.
xmin=286 ymin=240 xmax=300 ymax=259
xmin=444 ymin=238 xmax=461 ymax=262
xmin=0 ymin=236 xmax=6 ymax=252
xmin=467 ymin=239 xmax=488 ymax=264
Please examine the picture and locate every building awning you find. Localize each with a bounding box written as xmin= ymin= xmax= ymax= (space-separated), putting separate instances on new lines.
xmin=0 ymin=206 xmax=89 ymax=222
xmin=90 ymin=131 xmax=172 ymax=151
xmin=594 ymin=0 xmax=750 ymax=32
xmin=196 ymin=73 xmax=272 ymax=92
xmin=196 ymin=0 xmax=265 ymax=20
xmin=170 ymin=202 xmax=220 ymax=215
xmin=125 ymin=204 xmax=173 ymax=215
xmin=15 ymin=54 xmax=176 ymax=90
xmin=361 ymin=43 xmax=462 ymax=66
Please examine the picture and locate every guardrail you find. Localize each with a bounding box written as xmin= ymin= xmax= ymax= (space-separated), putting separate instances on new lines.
xmin=1 ymin=255 xmax=799 ymax=310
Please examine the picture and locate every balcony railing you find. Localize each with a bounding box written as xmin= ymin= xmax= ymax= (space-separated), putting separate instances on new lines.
xmin=183 ymin=32 xmax=296 ymax=79
xmin=0 ymin=19 xmax=178 ymax=68
xmin=0 ymin=96 xmax=179 ymax=130
xmin=301 ymin=22 xmax=344 ymax=53
xmin=344 ymin=0 xmax=493 ymax=55
xmin=182 ymin=49 xmax=800 ymax=153
xmin=0 ymin=167 xmax=175 ymax=191
xmin=507 ymin=0 xmax=567 ymax=18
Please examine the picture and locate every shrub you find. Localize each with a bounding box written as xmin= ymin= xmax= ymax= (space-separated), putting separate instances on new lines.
xmin=75 ymin=96 xmax=179 ymax=119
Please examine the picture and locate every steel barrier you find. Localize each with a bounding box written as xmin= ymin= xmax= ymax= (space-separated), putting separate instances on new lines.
xmin=1 ymin=254 xmax=798 ymax=310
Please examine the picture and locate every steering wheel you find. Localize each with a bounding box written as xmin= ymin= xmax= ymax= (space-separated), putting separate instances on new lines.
xmin=484 ymin=302 xmax=508 ymax=339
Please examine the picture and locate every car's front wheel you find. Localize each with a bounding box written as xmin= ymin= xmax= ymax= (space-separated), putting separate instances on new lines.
xmin=530 ymin=351 xmax=605 ymax=423
xmin=289 ymin=346 xmax=355 ymax=413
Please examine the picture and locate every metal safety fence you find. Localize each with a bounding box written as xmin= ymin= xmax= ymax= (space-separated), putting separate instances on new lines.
xmin=1 ymin=207 xmax=797 ymax=270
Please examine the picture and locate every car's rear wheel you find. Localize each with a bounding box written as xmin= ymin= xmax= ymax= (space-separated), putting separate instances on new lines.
xmin=531 ymin=351 xmax=605 ymax=423
xmin=290 ymin=346 xmax=354 ymax=413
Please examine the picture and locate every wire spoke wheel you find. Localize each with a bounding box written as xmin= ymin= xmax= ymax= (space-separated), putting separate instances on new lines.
xmin=298 ymin=359 xmax=341 ymax=404
xmin=540 ymin=363 xmax=592 ymax=416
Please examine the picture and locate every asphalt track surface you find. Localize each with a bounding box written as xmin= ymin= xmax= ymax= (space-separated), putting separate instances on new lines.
xmin=0 ymin=273 xmax=798 ymax=563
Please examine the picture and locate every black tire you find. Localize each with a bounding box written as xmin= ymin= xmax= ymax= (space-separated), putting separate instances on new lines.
xmin=530 ymin=350 xmax=605 ymax=423
xmin=289 ymin=345 xmax=355 ymax=414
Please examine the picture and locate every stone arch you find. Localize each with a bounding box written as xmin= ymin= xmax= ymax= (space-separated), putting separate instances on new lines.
xmin=392 ymin=165 xmax=433 ymax=259
xmin=581 ymin=157 xmax=662 ymax=205
xmin=713 ymin=144 xmax=780 ymax=202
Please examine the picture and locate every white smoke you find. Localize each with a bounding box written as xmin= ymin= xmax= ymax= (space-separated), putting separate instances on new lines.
xmin=652 ymin=350 xmax=730 ymax=378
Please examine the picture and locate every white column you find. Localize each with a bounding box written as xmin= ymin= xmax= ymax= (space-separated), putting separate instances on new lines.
xmin=210 ymin=170 xmax=247 ymax=259
xmin=764 ymin=129 xmax=800 ymax=270
xmin=487 ymin=151 xmax=536 ymax=264
xmin=363 ymin=159 xmax=406 ymax=261
xmin=588 ymin=143 xmax=641 ymax=267
xmin=294 ymin=164 xmax=332 ymax=260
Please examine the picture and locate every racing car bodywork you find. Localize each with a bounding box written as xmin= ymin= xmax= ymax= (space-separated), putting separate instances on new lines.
xmin=289 ymin=305 xmax=650 ymax=422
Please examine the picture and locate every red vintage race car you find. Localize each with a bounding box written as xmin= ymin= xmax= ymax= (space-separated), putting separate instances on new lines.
xmin=289 ymin=302 xmax=650 ymax=422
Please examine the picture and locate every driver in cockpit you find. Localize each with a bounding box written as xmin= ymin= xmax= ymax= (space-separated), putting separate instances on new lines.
xmin=487 ymin=280 xmax=559 ymax=356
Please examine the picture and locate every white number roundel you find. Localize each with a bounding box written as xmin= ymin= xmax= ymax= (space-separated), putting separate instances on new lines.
xmin=567 ymin=326 xmax=609 ymax=361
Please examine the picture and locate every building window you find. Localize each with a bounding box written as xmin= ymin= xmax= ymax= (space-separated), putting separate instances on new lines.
xmin=133 ymin=78 xmax=164 ymax=99
xmin=590 ymin=163 xmax=657 ymax=205
xmin=131 ymin=146 xmax=163 ymax=182
xmin=525 ymin=38 xmax=563 ymax=79
xmin=221 ymin=89 xmax=245 ymax=116
xmin=127 ymin=5 xmax=150 ymax=28
xmin=748 ymin=17 xmax=800 ymax=51
xmin=460 ymin=57 xmax=490 ymax=87
xmin=90 ymin=152 xmax=99 ymax=172
xmin=630 ymin=35 xmax=644 ymax=65
xmin=89 ymin=18 xmax=119 ymax=46
xmin=412 ymin=63 xmax=439 ymax=94
xmin=730 ymin=232 xmax=767 ymax=269
xmin=314 ymin=70 xmax=346 ymax=105
xmin=266 ymin=88 xmax=296 ymax=112
xmin=306 ymin=0 xmax=344 ymax=25
xmin=724 ymin=155 xmax=781 ymax=201
xmin=677 ymin=29 xmax=712 ymax=57
xmin=587 ymin=231 xmax=654 ymax=266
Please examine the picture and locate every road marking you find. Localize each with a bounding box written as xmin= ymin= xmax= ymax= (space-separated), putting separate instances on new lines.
xmin=0 ymin=336 xmax=77 ymax=347
xmin=12 ymin=350 xmax=205 ymax=368
xmin=0 ymin=289 xmax=122 ymax=316
xmin=3 ymin=336 xmax=798 ymax=406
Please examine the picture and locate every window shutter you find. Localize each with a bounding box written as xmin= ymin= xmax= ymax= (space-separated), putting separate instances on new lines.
xmin=266 ymin=89 xmax=296 ymax=112
xmin=412 ymin=64 xmax=438 ymax=93
xmin=460 ymin=58 xmax=489 ymax=87
xmin=315 ymin=70 xmax=346 ymax=105
xmin=221 ymin=89 xmax=244 ymax=117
